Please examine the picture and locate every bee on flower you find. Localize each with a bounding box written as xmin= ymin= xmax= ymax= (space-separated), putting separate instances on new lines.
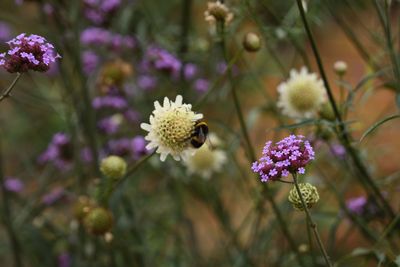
xmin=140 ymin=95 xmax=204 ymax=161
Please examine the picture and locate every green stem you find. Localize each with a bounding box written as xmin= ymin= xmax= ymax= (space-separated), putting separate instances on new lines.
xmin=306 ymin=216 xmax=317 ymax=266
xmin=295 ymin=0 xmax=395 ymax=220
xmin=0 ymin=140 xmax=23 ymax=267
xmin=0 ymin=73 xmax=22 ymax=103
xmin=194 ymin=49 xmax=242 ymax=109
xmin=178 ymin=0 xmax=192 ymax=94
xmin=100 ymin=151 xmax=156 ymax=204
xmin=373 ymin=0 xmax=400 ymax=95
xmin=217 ymin=21 xmax=306 ymax=267
xmin=292 ymin=173 xmax=333 ymax=267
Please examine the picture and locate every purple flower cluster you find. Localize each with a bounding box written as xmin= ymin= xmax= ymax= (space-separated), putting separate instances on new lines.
xmin=330 ymin=143 xmax=346 ymax=159
xmin=137 ymin=75 xmax=157 ymax=90
xmin=84 ymin=0 xmax=121 ymax=25
xmin=58 ymin=252 xmax=71 ymax=267
xmin=194 ymin=78 xmax=210 ymax=93
xmin=144 ymin=46 xmax=182 ymax=77
xmin=4 ymin=177 xmax=24 ymax=193
xmin=346 ymin=196 xmax=383 ymax=221
xmin=346 ymin=196 xmax=366 ymax=215
xmin=38 ymin=133 xmax=73 ymax=170
xmin=97 ymin=115 xmax=121 ymax=134
xmin=80 ymin=27 xmax=135 ymax=51
xmin=138 ymin=46 xmax=210 ymax=93
xmin=106 ymin=136 xmax=148 ymax=159
xmin=82 ymin=50 xmax=99 ymax=74
xmin=42 ymin=187 xmax=66 ymax=205
xmin=92 ymin=95 xmax=127 ymax=110
xmin=0 ymin=33 xmax=60 ymax=73
xmin=0 ymin=22 xmax=12 ymax=43
xmin=251 ymin=135 xmax=315 ymax=182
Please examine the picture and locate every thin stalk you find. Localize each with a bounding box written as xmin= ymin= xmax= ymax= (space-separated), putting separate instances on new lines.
xmin=194 ymin=49 xmax=242 ymax=109
xmin=217 ymin=21 xmax=306 ymax=267
xmin=178 ymin=0 xmax=192 ymax=94
xmin=292 ymin=173 xmax=333 ymax=267
xmin=306 ymin=216 xmax=317 ymax=267
xmin=373 ymin=0 xmax=400 ymax=94
xmin=0 ymin=140 xmax=23 ymax=267
xmin=99 ymin=151 xmax=156 ymax=204
xmin=328 ymin=6 xmax=381 ymax=72
xmin=295 ymin=0 xmax=395 ymax=219
xmin=0 ymin=73 xmax=22 ymax=103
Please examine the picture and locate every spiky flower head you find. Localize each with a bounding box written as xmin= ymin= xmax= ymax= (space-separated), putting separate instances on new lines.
xmin=277 ymin=67 xmax=326 ymax=118
xmin=204 ymin=1 xmax=234 ymax=26
xmin=251 ymin=135 xmax=315 ymax=182
xmin=288 ymin=183 xmax=319 ymax=211
xmin=140 ymin=95 xmax=203 ymax=161
xmin=183 ymin=133 xmax=227 ymax=179
xmin=100 ymin=155 xmax=127 ymax=180
xmin=0 ymin=33 xmax=60 ymax=73
xmin=84 ymin=207 xmax=113 ymax=235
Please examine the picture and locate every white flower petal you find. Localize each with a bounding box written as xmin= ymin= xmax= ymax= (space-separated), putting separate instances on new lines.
xmin=140 ymin=123 xmax=152 ymax=131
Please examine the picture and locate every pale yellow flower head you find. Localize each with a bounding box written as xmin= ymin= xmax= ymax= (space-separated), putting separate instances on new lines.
xmin=141 ymin=95 xmax=203 ymax=161
xmin=277 ymin=67 xmax=326 ymax=118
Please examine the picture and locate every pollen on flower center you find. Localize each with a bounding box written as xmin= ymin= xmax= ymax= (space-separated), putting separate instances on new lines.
xmin=155 ymin=106 xmax=195 ymax=150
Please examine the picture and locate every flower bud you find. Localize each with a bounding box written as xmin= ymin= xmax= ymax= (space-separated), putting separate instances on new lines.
xmin=73 ymin=196 xmax=95 ymax=221
xmin=204 ymin=1 xmax=234 ymax=26
xmin=319 ymin=103 xmax=336 ymax=121
xmin=288 ymin=183 xmax=319 ymax=211
xmin=100 ymin=155 xmax=127 ymax=180
xmin=84 ymin=207 xmax=113 ymax=235
xmin=333 ymin=61 xmax=347 ymax=76
xmin=98 ymin=59 xmax=133 ymax=94
xmin=243 ymin=32 xmax=261 ymax=52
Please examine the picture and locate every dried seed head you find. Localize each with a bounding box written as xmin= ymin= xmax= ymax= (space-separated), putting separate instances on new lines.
xmin=288 ymin=183 xmax=320 ymax=211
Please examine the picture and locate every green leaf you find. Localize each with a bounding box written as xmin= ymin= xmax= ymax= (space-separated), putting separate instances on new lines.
xmin=359 ymin=114 xmax=400 ymax=142
xmin=353 ymin=68 xmax=389 ymax=92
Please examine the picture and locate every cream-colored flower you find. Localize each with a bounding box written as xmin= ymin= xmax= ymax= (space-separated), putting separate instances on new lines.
xmin=183 ymin=133 xmax=227 ymax=179
xmin=277 ymin=67 xmax=326 ymax=118
xmin=204 ymin=1 xmax=234 ymax=26
xmin=140 ymin=95 xmax=203 ymax=162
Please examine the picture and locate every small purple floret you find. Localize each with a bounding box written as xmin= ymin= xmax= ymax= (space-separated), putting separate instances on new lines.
xmin=4 ymin=177 xmax=24 ymax=193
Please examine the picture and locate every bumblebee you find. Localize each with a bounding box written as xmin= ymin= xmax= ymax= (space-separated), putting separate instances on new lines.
xmin=190 ymin=121 xmax=209 ymax=148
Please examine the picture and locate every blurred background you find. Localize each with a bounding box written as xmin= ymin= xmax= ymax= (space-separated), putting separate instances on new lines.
xmin=0 ymin=0 xmax=400 ymax=266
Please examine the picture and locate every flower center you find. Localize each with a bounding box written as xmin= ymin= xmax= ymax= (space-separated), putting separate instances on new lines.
xmin=155 ymin=107 xmax=195 ymax=151
xmin=288 ymin=79 xmax=321 ymax=112
xmin=191 ymin=146 xmax=215 ymax=169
